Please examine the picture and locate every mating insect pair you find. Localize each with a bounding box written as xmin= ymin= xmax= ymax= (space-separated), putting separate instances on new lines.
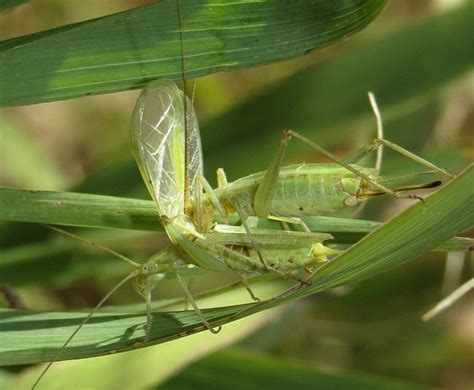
xmin=32 ymin=79 xmax=454 ymax=389
xmin=129 ymin=78 xmax=454 ymax=336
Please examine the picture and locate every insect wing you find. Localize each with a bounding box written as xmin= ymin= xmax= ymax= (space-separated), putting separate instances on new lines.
xmin=130 ymin=80 xmax=203 ymax=219
xmin=185 ymin=98 xmax=203 ymax=203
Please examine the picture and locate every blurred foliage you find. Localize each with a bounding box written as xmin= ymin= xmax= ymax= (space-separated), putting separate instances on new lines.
xmin=0 ymin=0 xmax=473 ymax=389
xmin=159 ymin=349 xmax=426 ymax=390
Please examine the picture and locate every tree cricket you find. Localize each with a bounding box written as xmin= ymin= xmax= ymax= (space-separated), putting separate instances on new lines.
xmin=31 ymin=1 xmax=457 ymax=388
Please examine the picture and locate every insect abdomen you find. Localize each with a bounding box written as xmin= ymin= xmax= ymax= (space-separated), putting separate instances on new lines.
xmin=269 ymin=172 xmax=362 ymax=216
xmin=212 ymin=163 xmax=374 ymax=218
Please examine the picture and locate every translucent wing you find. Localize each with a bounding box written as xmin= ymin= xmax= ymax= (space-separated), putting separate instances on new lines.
xmin=130 ymin=80 xmax=203 ymax=219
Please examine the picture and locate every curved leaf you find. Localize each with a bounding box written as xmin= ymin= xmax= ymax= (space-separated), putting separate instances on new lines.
xmin=1 ymin=164 xmax=471 ymax=365
xmin=0 ymin=0 xmax=387 ymax=106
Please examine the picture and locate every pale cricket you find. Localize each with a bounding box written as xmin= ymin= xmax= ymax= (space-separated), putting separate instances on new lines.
xmin=31 ymin=3 xmax=457 ymax=389
xmin=31 ymin=83 xmax=454 ymax=388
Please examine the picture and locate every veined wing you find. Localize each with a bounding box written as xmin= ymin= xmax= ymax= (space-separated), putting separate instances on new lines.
xmin=130 ymin=80 xmax=203 ymax=219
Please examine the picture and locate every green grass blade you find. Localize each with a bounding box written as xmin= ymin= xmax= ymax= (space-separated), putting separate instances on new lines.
xmin=1 ymin=165 xmax=471 ymax=365
xmin=4 ymin=303 xmax=279 ymax=389
xmin=0 ymin=0 xmax=387 ymax=106
xmin=0 ymin=187 xmax=161 ymax=231
xmin=0 ymin=186 xmax=469 ymax=258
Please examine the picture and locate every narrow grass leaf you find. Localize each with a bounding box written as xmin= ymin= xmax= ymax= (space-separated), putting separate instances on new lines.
xmin=0 ymin=165 xmax=471 ymax=364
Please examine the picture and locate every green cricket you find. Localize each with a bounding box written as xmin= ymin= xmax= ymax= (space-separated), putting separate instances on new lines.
xmin=31 ymin=1 xmax=457 ymax=388
xmin=34 ymin=79 xmax=453 ymax=388
xmin=127 ymin=78 xmax=452 ymax=337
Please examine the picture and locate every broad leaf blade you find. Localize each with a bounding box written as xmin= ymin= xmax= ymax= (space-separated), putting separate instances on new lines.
xmin=0 ymin=0 xmax=387 ymax=105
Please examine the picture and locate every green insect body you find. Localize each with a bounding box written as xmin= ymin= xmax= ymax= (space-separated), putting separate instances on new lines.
xmin=197 ymin=229 xmax=337 ymax=275
xmin=130 ymin=79 xmax=334 ymax=265
xmin=33 ymin=79 xmax=452 ymax=389
xmin=159 ymin=209 xmax=334 ymax=275
xmin=207 ymin=163 xmax=377 ymax=219
xmin=32 ymin=3 xmax=457 ymax=387
xmin=129 ymin=79 xmax=448 ymax=291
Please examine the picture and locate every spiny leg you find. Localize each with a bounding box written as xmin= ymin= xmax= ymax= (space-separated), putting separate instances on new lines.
xmin=240 ymin=274 xmax=261 ymax=302
xmin=133 ymin=269 xmax=167 ymax=345
xmin=183 ymin=278 xmax=195 ymax=311
xmin=144 ymin=279 xmax=153 ymax=344
xmin=232 ymin=198 xmax=269 ymax=272
xmin=369 ymin=93 xmax=453 ymax=179
xmin=286 ymin=130 xmax=403 ymax=198
xmin=177 ymin=218 xmax=311 ymax=286
xmin=252 ymin=132 xmax=318 ymax=235
xmin=376 ymin=138 xmax=455 ymax=178
xmin=344 ymin=93 xmax=455 ymax=179
xmin=343 ymin=92 xmax=384 ymax=218
xmin=253 ymin=123 xmax=417 ymax=218
xmin=254 ymin=130 xmax=292 ymax=218
xmin=172 ymin=263 xmax=222 ymax=334
xmin=229 ymin=199 xmax=307 ymax=285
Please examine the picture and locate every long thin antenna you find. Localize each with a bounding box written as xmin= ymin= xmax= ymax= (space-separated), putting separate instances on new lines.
xmin=368 ymin=92 xmax=384 ymax=175
xmin=45 ymin=225 xmax=140 ymax=267
xmin=31 ymin=271 xmax=139 ymax=389
xmin=176 ymin=0 xmax=191 ymax=212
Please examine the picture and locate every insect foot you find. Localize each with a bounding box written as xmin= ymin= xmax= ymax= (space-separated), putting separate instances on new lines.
xmin=282 ymin=129 xmax=294 ymax=142
xmin=393 ymin=191 xmax=425 ymax=202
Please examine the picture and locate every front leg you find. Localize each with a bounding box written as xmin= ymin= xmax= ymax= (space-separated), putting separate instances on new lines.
xmin=254 ymin=130 xmax=293 ymax=218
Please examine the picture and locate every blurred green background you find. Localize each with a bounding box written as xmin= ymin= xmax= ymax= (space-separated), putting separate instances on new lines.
xmin=0 ymin=0 xmax=473 ymax=389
